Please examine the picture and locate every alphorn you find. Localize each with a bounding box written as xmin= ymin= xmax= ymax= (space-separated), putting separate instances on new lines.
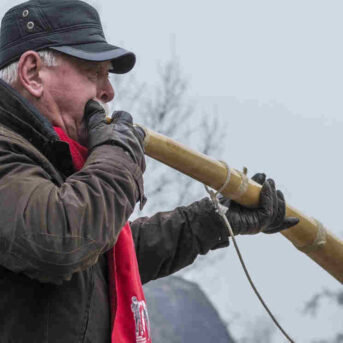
xmin=142 ymin=127 xmax=343 ymax=284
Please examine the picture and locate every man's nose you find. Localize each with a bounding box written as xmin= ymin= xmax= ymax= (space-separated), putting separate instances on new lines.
xmin=97 ymin=79 xmax=115 ymax=103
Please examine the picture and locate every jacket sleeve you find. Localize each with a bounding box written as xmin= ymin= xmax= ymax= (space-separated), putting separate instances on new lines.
xmin=0 ymin=137 xmax=142 ymax=284
xmin=130 ymin=198 xmax=230 ymax=284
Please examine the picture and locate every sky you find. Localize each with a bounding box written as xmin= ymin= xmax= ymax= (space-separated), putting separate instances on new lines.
xmin=1 ymin=1 xmax=342 ymax=342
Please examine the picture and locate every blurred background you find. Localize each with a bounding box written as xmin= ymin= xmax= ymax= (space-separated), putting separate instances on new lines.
xmin=1 ymin=1 xmax=342 ymax=342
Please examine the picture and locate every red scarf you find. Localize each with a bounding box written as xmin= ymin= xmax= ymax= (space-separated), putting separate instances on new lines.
xmin=54 ymin=127 xmax=151 ymax=343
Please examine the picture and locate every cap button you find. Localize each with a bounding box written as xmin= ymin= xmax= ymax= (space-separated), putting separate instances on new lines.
xmin=27 ymin=21 xmax=35 ymax=30
xmin=22 ymin=9 xmax=29 ymax=17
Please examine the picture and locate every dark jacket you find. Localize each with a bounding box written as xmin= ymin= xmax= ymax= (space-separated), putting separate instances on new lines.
xmin=0 ymin=80 xmax=229 ymax=343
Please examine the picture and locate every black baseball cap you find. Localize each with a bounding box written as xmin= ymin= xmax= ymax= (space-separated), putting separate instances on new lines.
xmin=0 ymin=0 xmax=136 ymax=74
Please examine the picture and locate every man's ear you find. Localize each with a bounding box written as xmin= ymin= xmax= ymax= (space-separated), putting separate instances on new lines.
xmin=17 ymin=51 xmax=44 ymax=98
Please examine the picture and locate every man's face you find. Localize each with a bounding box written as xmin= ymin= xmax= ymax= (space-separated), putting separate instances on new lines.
xmin=42 ymin=55 xmax=114 ymax=145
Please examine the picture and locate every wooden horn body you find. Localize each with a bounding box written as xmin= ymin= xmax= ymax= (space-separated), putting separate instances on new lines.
xmin=143 ymin=127 xmax=343 ymax=284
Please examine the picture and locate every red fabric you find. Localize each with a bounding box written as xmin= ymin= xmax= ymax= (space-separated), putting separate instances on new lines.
xmin=54 ymin=127 xmax=151 ymax=343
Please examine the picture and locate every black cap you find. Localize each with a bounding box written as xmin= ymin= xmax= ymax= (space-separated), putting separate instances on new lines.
xmin=0 ymin=0 xmax=136 ymax=74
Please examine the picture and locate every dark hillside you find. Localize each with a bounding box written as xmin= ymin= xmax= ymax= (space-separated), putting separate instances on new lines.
xmin=144 ymin=276 xmax=235 ymax=343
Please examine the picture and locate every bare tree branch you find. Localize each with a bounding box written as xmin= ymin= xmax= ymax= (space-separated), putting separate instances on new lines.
xmin=303 ymin=288 xmax=343 ymax=343
xmin=303 ymin=289 xmax=343 ymax=316
xmin=237 ymin=317 xmax=276 ymax=343
xmin=112 ymin=58 xmax=226 ymax=216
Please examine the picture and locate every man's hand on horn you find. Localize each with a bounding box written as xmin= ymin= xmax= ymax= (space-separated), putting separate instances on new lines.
xmin=84 ymin=99 xmax=146 ymax=174
xmin=219 ymin=173 xmax=299 ymax=235
xmin=84 ymin=99 xmax=147 ymax=208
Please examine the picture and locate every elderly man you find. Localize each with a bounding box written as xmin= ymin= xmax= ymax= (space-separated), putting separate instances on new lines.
xmin=0 ymin=1 xmax=298 ymax=342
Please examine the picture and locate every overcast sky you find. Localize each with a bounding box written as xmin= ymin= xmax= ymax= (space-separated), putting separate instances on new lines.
xmin=1 ymin=1 xmax=342 ymax=342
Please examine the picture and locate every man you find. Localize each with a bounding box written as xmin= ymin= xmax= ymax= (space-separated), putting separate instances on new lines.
xmin=0 ymin=1 xmax=298 ymax=342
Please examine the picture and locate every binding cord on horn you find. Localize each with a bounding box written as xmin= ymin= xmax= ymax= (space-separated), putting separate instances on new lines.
xmin=204 ymin=165 xmax=295 ymax=343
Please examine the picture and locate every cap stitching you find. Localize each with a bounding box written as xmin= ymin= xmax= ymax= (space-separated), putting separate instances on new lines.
xmin=36 ymin=6 xmax=52 ymax=31
xmin=0 ymin=38 xmax=112 ymax=69
xmin=1 ymin=24 xmax=103 ymax=49
xmin=14 ymin=12 xmax=24 ymax=41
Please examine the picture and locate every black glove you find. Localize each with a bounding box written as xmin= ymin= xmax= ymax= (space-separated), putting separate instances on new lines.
xmin=220 ymin=173 xmax=299 ymax=235
xmin=84 ymin=100 xmax=146 ymax=174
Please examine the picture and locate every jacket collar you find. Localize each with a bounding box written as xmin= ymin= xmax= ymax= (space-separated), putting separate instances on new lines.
xmin=0 ymin=79 xmax=58 ymax=142
xmin=0 ymin=79 xmax=75 ymax=176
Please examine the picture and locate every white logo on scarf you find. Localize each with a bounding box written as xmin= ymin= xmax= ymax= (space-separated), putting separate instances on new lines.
xmin=131 ymin=296 xmax=151 ymax=343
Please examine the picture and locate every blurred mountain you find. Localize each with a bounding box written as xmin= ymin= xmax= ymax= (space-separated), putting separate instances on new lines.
xmin=143 ymin=276 xmax=235 ymax=343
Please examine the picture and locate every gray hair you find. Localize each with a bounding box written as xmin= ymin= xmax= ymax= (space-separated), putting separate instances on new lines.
xmin=0 ymin=49 xmax=59 ymax=85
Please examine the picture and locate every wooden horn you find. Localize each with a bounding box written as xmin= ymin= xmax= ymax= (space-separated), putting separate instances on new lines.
xmin=142 ymin=127 xmax=343 ymax=284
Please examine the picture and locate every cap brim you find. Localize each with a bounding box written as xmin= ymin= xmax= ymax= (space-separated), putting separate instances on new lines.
xmin=50 ymin=43 xmax=136 ymax=74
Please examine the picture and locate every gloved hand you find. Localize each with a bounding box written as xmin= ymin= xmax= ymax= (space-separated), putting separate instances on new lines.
xmin=219 ymin=173 xmax=299 ymax=235
xmin=84 ymin=100 xmax=146 ymax=174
